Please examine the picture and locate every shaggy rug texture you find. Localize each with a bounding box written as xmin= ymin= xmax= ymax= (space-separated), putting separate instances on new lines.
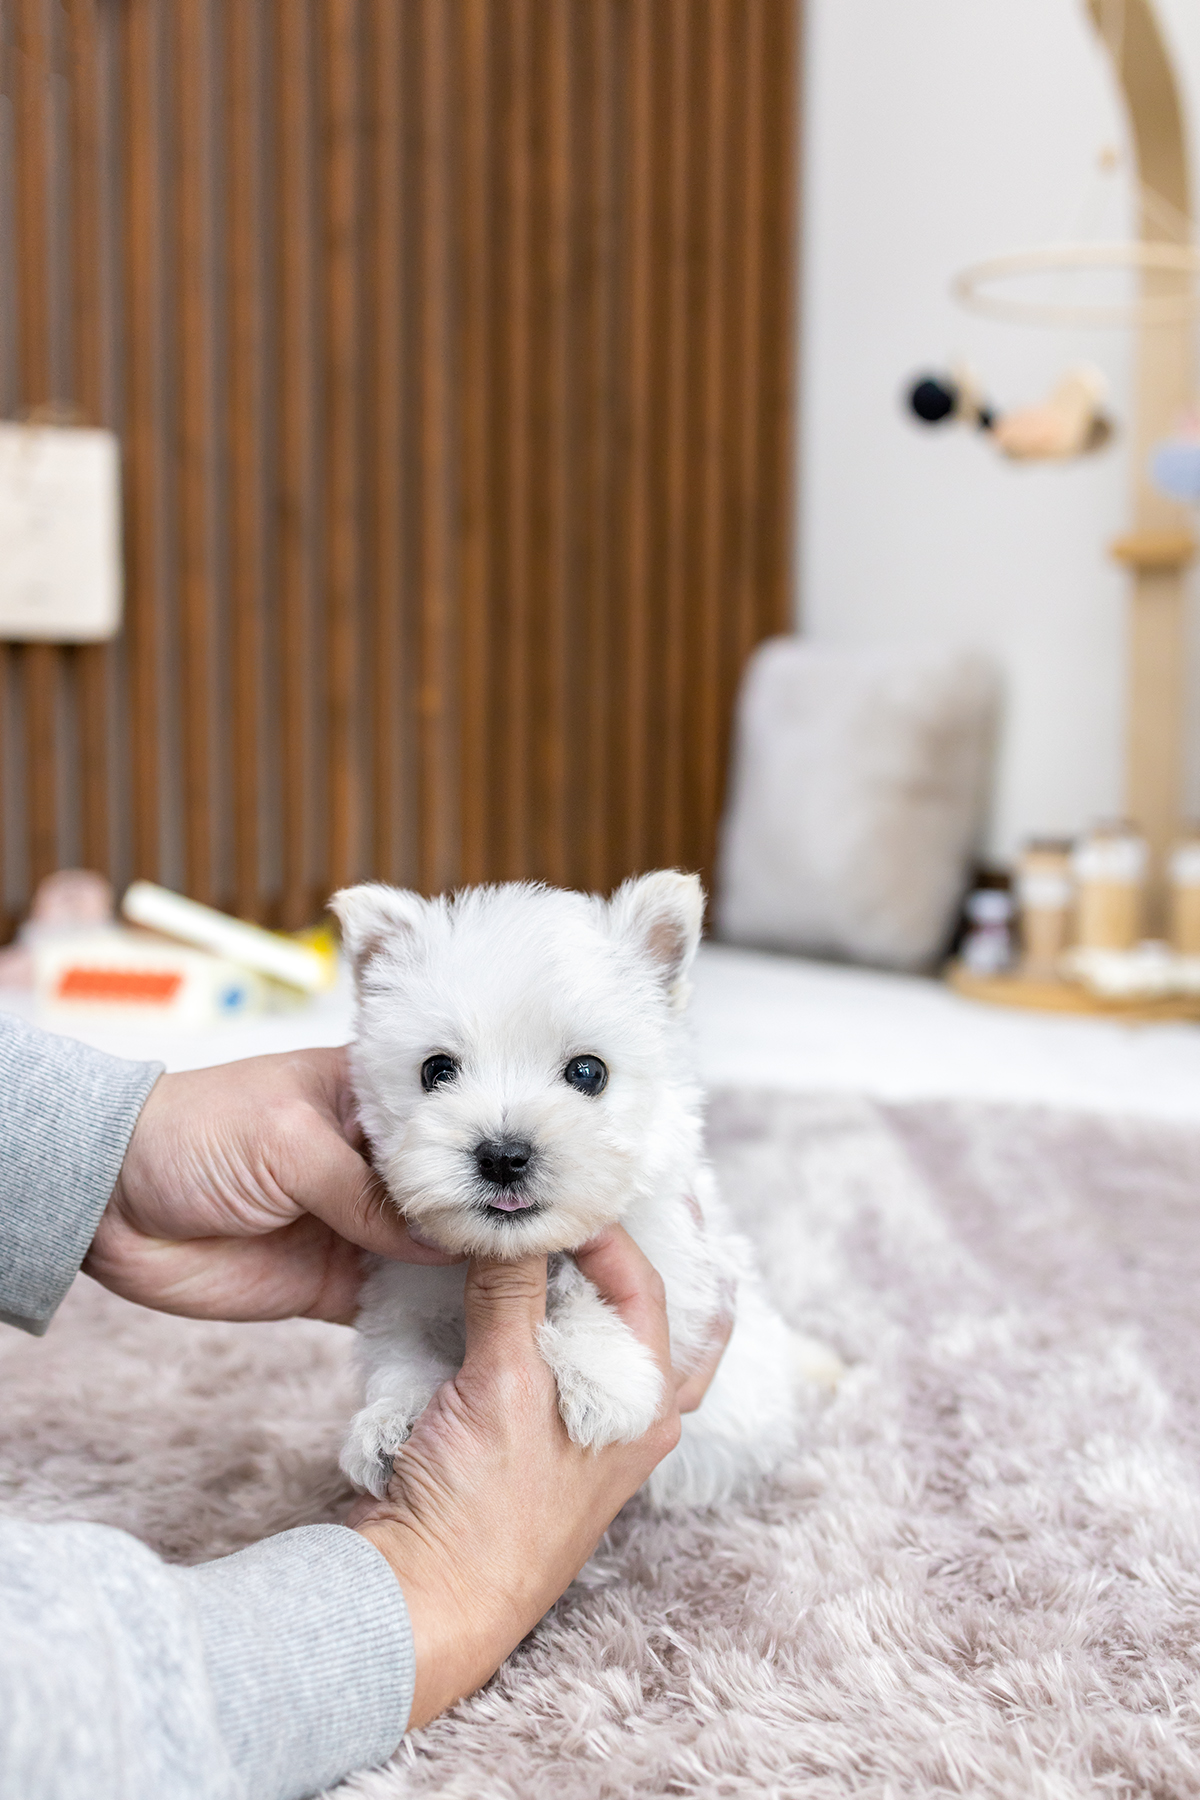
xmin=5 ymin=1090 xmax=1200 ymax=1797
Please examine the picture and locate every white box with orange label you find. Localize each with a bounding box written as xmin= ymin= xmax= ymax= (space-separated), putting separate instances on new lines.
xmin=34 ymin=929 xmax=267 ymax=1026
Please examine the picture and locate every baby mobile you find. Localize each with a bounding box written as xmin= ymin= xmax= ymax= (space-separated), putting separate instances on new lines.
xmin=905 ymin=0 xmax=1200 ymax=1017
xmin=907 ymin=360 xmax=1112 ymax=462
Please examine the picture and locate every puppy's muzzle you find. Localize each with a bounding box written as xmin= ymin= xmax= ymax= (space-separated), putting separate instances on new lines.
xmin=474 ymin=1138 xmax=532 ymax=1189
xmin=474 ymin=1137 xmax=538 ymax=1217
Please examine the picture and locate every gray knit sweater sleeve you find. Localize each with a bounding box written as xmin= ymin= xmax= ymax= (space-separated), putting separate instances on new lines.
xmin=0 ymin=1014 xmax=415 ymax=1799
xmin=0 ymin=1011 xmax=161 ymax=1334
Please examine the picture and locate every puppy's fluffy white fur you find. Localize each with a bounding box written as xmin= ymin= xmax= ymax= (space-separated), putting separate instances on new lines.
xmin=334 ymin=871 xmax=836 ymax=1510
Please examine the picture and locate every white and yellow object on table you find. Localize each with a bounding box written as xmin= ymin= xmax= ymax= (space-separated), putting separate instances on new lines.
xmin=121 ymin=881 xmax=337 ymax=993
xmin=35 ymin=928 xmax=268 ymax=1026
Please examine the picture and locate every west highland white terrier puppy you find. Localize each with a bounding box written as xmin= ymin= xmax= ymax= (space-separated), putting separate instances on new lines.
xmin=334 ymin=871 xmax=836 ymax=1510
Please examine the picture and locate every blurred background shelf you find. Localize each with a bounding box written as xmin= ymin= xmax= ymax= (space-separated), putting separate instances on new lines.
xmin=947 ymin=959 xmax=1200 ymax=1022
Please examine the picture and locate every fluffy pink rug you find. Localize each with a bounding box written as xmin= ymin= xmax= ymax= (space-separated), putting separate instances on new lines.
xmin=6 ymin=1090 xmax=1200 ymax=1797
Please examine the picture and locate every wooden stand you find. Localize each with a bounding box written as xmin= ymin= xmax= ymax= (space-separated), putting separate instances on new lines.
xmin=948 ymin=961 xmax=1200 ymax=1024
xmin=1088 ymin=0 xmax=1196 ymax=929
xmin=954 ymin=2 xmax=1199 ymax=1024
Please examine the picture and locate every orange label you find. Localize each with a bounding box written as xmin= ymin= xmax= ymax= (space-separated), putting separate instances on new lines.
xmin=56 ymin=967 xmax=184 ymax=1005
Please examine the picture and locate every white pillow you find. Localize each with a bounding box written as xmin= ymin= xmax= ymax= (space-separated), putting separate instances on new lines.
xmin=715 ymin=639 xmax=1000 ymax=971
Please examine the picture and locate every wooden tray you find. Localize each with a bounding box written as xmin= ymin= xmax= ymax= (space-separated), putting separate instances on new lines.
xmin=946 ymin=961 xmax=1200 ymax=1023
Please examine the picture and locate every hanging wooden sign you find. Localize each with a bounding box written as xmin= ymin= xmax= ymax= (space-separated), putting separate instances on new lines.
xmin=0 ymin=423 xmax=122 ymax=643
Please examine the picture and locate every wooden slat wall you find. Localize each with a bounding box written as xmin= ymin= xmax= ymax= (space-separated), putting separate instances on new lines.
xmin=0 ymin=0 xmax=797 ymax=934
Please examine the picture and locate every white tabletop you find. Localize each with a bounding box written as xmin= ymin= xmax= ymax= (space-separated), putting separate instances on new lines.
xmin=690 ymin=944 xmax=1200 ymax=1122
xmin=7 ymin=941 xmax=1200 ymax=1123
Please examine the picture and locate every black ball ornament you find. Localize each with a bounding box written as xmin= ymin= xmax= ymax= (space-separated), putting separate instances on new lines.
xmin=908 ymin=374 xmax=958 ymax=424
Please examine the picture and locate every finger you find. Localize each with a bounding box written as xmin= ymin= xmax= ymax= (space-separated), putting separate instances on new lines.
xmin=318 ymin=1043 xmax=370 ymax=1151
xmin=461 ymin=1255 xmax=548 ymax=1370
xmin=292 ymin=1128 xmax=463 ymax=1267
xmin=284 ymin=1047 xmax=460 ymax=1264
xmin=573 ymin=1227 xmax=672 ymax=1385
xmin=675 ymin=1307 xmax=734 ymax=1413
xmin=85 ymin=1215 xmax=364 ymax=1323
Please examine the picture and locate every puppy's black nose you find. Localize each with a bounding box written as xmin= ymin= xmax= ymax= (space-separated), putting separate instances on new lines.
xmin=474 ymin=1138 xmax=532 ymax=1188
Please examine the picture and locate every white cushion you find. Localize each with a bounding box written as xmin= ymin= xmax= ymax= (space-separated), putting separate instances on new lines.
xmin=715 ymin=639 xmax=1000 ymax=971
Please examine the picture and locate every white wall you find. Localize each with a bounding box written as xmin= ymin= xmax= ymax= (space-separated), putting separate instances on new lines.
xmin=799 ymin=0 xmax=1200 ymax=861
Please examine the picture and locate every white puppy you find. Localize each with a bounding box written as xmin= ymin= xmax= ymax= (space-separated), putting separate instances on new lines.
xmin=334 ymin=871 xmax=833 ymax=1510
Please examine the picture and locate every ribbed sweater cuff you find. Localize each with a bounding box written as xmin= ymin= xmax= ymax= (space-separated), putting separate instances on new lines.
xmin=175 ymin=1524 xmax=414 ymax=1800
xmin=0 ymin=1012 xmax=162 ymax=1334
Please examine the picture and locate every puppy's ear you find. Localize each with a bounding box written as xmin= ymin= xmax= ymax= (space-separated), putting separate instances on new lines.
xmin=330 ymin=884 xmax=426 ymax=988
xmin=608 ymin=870 xmax=705 ymax=1011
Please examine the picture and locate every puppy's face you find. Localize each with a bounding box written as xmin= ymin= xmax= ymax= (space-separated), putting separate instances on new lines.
xmin=333 ymin=873 xmax=704 ymax=1258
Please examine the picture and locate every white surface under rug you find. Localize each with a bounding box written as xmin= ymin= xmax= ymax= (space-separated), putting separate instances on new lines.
xmin=13 ymin=940 xmax=1200 ymax=1121
xmin=6 ymin=1089 xmax=1200 ymax=1796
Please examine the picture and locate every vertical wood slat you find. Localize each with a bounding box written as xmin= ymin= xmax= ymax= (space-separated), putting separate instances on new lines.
xmin=758 ymin=0 xmax=798 ymax=650
xmin=13 ymin=0 xmax=56 ymax=888
xmin=367 ymin=0 xmax=407 ymax=889
xmin=456 ymin=0 xmax=490 ymax=888
xmin=415 ymin=0 xmax=456 ymax=896
xmin=172 ymin=0 xmax=216 ymax=904
xmin=0 ymin=9 xmax=9 ymax=930
xmin=620 ymin=0 xmax=655 ymax=884
xmin=225 ymin=0 xmax=267 ymax=919
xmin=321 ymin=0 xmax=364 ymax=897
xmin=65 ymin=0 xmax=110 ymax=879
xmin=1 ymin=18 xmax=22 ymax=920
xmin=273 ymin=0 xmax=318 ymax=928
xmin=579 ymin=0 xmax=615 ymax=894
xmin=22 ymin=643 xmax=55 ymax=882
xmin=694 ymin=0 xmax=733 ymax=873
xmin=118 ymin=0 xmax=164 ymax=882
xmin=735 ymin=0 xmax=771 ymax=674
xmin=496 ymin=0 xmax=533 ymax=883
xmin=660 ymin=0 xmax=695 ymax=871
xmin=0 ymin=0 xmax=797 ymax=934
xmin=13 ymin=1 xmax=47 ymax=393
xmin=529 ymin=0 xmax=570 ymax=886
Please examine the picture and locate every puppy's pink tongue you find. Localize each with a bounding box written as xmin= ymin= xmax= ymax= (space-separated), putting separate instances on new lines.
xmin=488 ymin=1194 xmax=535 ymax=1211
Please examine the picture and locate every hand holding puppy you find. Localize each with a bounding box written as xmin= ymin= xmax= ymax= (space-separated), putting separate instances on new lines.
xmin=89 ymin=1052 xmax=729 ymax=1728
xmin=86 ymin=1046 xmax=461 ymax=1325
xmin=352 ymin=1229 xmax=727 ymax=1728
xmin=82 ymin=1041 xmax=731 ymax=1734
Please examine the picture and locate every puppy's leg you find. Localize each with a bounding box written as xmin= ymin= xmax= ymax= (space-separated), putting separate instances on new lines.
xmin=341 ymin=1261 xmax=466 ymax=1498
xmin=628 ymin=1184 xmax=840 ymax=1509
xmin=538 ymin=1258 xmax=664 ymax=1450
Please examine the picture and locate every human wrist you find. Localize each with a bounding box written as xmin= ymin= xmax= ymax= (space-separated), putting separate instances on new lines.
xmin=355 ymin=1516 xmax=518 ymax=1728
xmin=105 ymin=1068 xmax=172 ymax=1223
xmin=179 ymin=1524 xmax=414 ymax=1796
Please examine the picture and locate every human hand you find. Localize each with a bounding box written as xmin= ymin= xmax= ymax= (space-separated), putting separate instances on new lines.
xmin=85 ymin=1047 xmax=460 ymax=1324
xmin=351 ymin=1225 xmax=728 ymax=1729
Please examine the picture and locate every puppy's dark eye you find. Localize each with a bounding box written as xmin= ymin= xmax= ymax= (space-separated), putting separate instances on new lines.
xmin=564 ymin=1055 xmax=607 ymax=1097
xmin=421 ymin=1054 xmax=459 ymax=1092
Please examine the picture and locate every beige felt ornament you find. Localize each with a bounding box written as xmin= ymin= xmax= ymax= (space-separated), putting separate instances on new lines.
xmin=992 ymin=365 xmax=1113 ymax=460
xmin=906 ymin=363 xmax=1113 ymax=462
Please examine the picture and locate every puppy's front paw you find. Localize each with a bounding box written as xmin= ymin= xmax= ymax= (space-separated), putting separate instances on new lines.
xmin=340 ymin=1397 xmax=421 ymax=1498
xmin=555 ymin=1368 xmax=662 ymax=1449
xmin=538 ymin=1318 xmax=664 ymax=1450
